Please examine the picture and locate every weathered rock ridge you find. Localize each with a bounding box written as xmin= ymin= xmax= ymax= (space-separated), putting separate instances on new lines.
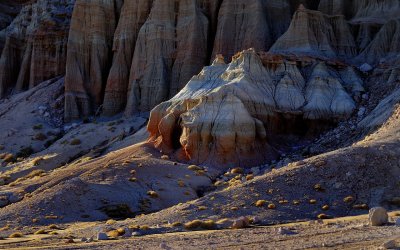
xmin=270 ymin=5 xmax=357 ymax=59
xmin=147 ymin=49 xmax=361 ymax=168
xmin=0 ymin=0 xmax=74 ymax=99
xmin=61 ymin=0 xmax=324 ymax=120
xmin=0 ymin=0 xmax=399 ymax=124
xmin=63 ymin=0 xmax=400 ymax=121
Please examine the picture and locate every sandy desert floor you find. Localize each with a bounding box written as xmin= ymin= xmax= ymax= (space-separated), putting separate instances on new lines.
xmin=0 ymin=211 xmax=398 ymax=250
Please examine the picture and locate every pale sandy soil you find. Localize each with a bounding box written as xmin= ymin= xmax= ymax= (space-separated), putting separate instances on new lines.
xmin=0 ymin=212 xmax=399 ymax=250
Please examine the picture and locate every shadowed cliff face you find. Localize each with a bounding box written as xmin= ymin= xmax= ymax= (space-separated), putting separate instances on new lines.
xmin=0 ymin=0 xmax=74 ymax=99
xmin=64 ymin=0 xmax=326 ymax=121
xmin=62 ymin=0 xmax=400 ymax=121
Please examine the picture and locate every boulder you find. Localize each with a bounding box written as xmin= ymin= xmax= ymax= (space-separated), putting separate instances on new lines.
xmin=368 ymin=207 xmax=389 ymax=226
xmin=232 ymin=217 xmax=250 ymax=229
xmin=96 ymin=232 xmax=109 ymax=241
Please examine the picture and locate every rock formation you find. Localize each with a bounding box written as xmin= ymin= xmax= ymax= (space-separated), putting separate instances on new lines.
xmin=64 ymin=0 xmax=121 ymax=120
xmin=0 ymin=0 xmax=396 ymax=125
xmin=124 ymin=0 xmax=210 ymax=116
xmin=356 ymin=19 xmax=400 ymax=65
xmin=147 ymin=49 xmax=360 ymax=168
xmin=0 ymin=1 xmax=32 ymax=52
xmin=102 ymin=0 xmax=154 ymax=116
xmin=64 ymin=0 xmax=329 ymax=121
xmin=0 ymin=0 xmax=74 ymax=99
xmin=211 ymin=0 xmax=272 ymax=60
xmin=270 ymin=5 xmax=357 ymax=59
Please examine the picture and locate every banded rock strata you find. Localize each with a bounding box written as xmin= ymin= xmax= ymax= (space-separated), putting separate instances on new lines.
xmin=64 ymin=0 xmax=322 ymax=121
xmin=0 ymin=0 xmax=399 ymax=124
xmin=0 ymin=0 xmax=74 ymax=98
xmin=147 ymin=49 xmax=362 ymax=168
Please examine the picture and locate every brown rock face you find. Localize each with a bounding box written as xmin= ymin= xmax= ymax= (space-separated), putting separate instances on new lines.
xmin=64 ymin=0 xmax=121 ymax=120
xmin=0 ymin=1 xmax=31 ymax=52
xmin=102 ymin=0 xmax=154 ymax=116
xmin=2 ymin=0 xmax=398 ymax=123
xmin=356 ymin=19 xmax=400 ymax=65
xmin=124 ymin=0 xmax=210 ymax=116
xmin=147 ymin=49 xmax=360 ymax=169
xmin=270 ymin=5 xmax=357 ymax=59
xmin=64 ymin=0 xmax=320 ymax=121
xmin=211 ymin=0 xmax=272 ymax=60
xmin=0 ymin=0 xmax=74 ymax=99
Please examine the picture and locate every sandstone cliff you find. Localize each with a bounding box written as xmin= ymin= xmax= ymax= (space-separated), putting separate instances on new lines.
xmin=0 ymin=0 xmax=398 ymax=123
xmin=147 ymin=49 xmax=359 ymax=168
xmin=102 ymin=0 xmax=154 ymax=116
xmin=270 ymin=5 xmax=357 ymax=59
xmin=64 ymin=0 xmax=121 ymax=120
xmin=0 ymin=1 xmax=31 ymax=52
xmin=65 ymin=0 xmax=332 ymax=121
xmin=0 ymin=0 xmax=74 ymax=99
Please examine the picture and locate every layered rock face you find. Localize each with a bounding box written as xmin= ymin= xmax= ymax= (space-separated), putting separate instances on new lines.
xmin=1 ymin=0 xmax=398 ymax=126
xmin=0 ymin=0 xmax=32 ymax=52
xmin=102 ymin=0 xmax=154 ymax=116
xmin=147 ymin=49 xmax=361 ymax=168
xmin=0 ymin=0 xmax=74 ymax=99
xmin=64 ymin=0 xmax=121 ymax=120
xmin=270 ymin=5 xmax=357 ymax=59
xmin=64 ymin=0 xmax=326 ymax=121
xmin=356 ymin=19 xmax=400 ymax=65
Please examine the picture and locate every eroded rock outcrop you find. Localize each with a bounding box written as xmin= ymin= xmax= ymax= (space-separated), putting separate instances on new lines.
xmin=148 ymin=49 xmax=360 ymax=168
xmin=0 ymin=0 xmax=74 ymax=99
xmin=125 ymin=0 xmax=210 ymax=116
xmin=0 ymin=1 xmax=32 ymax=52
xmin=356 ymin=19 xmax=400 ymax=65
xmin=211 ymin=0 xmax=272 ymax=60
xmin=270 ymin=5 xmax=357 ymax=59
xmin=64 ymin=0 xmax=121 ymax=120
xmin=65 ymin=0 xmax=325 ymax=120
xmin=102 ymin=0 xmax=154 ymax=116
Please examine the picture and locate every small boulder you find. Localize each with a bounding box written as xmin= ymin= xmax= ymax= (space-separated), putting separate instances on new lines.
xmin=232 ymin=217 xmax=250 ymax=229
xmin=359 ymin=63 xmax=373 ymax=73
xmin=369 ymin=207 xmax=388 ymax=226
xmin=132 ymin=231 xmax=142 ymax=237
xmin=395 ymin=218 xmax=400 ymax=226
xmin=216 ymin=218 xmax=233 ymax=229
xmin=96 ymin=232 xmax=109 ymax=241
xmin=381 ymin=240 xmax=396 ymax=249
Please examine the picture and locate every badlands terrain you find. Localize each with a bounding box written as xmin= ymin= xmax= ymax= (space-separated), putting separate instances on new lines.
xmin=0 ymin=0 xmax=399 ymax=249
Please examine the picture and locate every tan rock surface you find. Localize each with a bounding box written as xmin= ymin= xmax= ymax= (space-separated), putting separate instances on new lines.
xmin=65 ymin=0 xmax=336 ymax=120
xmin=64 ymin=0 xmax=120 ymax=121
xmin=270 ymin=5 xmax=357 ymax=59
xmin=148 ymin=49 xmax=359 ymax=169
xmin=124 ymin=0 xmax=210 ymax=115
xmin=102 ymin=0 xmax=154 ymax=116
xmin=0 ymin=0 xmax=74 ymax=99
